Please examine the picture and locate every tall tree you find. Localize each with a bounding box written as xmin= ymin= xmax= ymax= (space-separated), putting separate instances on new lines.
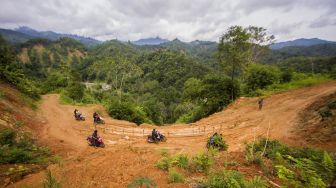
xmin=247 ymin=26 xmax=275 ymax=63
xmin=218 ymin=26 xmax=251 ymax=100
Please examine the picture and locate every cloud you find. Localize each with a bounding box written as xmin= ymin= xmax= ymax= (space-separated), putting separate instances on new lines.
xmin=0 ymin=0 xmax=335 ymax=41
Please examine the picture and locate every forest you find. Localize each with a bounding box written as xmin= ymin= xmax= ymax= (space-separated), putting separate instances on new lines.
xmin=1 ymin=25 xmax=335 ymax=125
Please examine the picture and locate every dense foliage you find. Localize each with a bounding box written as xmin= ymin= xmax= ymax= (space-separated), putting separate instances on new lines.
xmin=1 ymin=24 xmax=335 ymax=125
xmin=246 ymin=138 xmax=336 ymax=187
xmin=0 ymin=35 xmax=40 ymax=99
xmin=0 ymin=128 xmax=50 ymax=164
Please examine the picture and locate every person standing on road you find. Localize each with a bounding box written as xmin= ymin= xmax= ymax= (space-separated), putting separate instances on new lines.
xmin=258 ymin=98 xmax=264 ymax=110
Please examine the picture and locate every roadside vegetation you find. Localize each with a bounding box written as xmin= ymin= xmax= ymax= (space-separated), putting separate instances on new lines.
xmin=154 ymin=138 xmax=336 ymax=187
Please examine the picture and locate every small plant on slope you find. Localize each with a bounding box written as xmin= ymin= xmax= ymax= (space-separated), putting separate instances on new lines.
xmin=168 ymin=169 xmax=184 ymax=183
xmin=43 ymin=169 xmax=61 ymax=188
xmin=127 ymin=176 xmax=157 ymax=188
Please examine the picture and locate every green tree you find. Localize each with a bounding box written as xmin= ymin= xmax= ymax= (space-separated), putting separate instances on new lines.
xmin=218 ymin=26 xmax=251 ymax=101
xmin=65 ymin=70 xmax=84 ymax=101
xmin=247 ymin=26 xmax=275 ymax=63
xmin=245 ymin=64 xmax=281 ymax=92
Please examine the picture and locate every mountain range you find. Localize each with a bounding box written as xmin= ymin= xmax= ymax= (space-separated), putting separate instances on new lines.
xmin=270 ymin=38 xmax=336 ymax=49
xmin=0 ymin=26 xmax=336 ymax=49
xmin=0 ymin=26 xmax=101 ymax=46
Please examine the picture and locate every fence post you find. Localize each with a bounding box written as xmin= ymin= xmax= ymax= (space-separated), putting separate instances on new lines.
xmin=143 ymin=129 xmax=144 ymax=136
xmin=213 ymin=126 xmax=215 ymax=132
xmin=123 ymin=129 xmax=124 ymax=135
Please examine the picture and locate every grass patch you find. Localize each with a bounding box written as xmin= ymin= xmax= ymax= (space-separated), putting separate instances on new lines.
xmin=19 ymin=93 xmax=38 ymax=110
xmin=43 ymin=169 xmax=61 ymax=188
xmin=168 ymin=169 xmax=184 ymax=183
xmin=155 ymin=157 xmax=172 ymax=171
xmin=159 ymin=148 xmax=170 ymax=157
xmin=0 ymin=91 xmax=6 ymax=98
xmin=59 ymin=90 xmax=97 ymax=106
xmin=251 ymin=74 xmax=331 ymax=97
xmin=173 ymin=153 xmax=189 ymax=170
xmin=127 ymin=176 xmax=157 ymax=188
xmin=191 ymin=151 xmax=214 ymax=173
xmin=200 ymin=169 xmax=269 ymax=188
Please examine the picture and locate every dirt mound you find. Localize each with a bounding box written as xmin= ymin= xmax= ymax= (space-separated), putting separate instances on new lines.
xmin=295 ymin=91 xmax=336 ymax=150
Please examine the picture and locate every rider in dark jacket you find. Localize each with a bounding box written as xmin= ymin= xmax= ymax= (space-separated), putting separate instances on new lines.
xmin=93 ymin=112 xmax=98 ymax=123
xmin=152 ymin=129 xmax=158 ymax=141
xmin=74 ymin=109 xmax=78 ymax=117
xmin=92 ymin=130 xmax=98 ymax=146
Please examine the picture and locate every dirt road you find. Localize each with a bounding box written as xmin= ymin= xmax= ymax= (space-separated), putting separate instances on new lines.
xmin=10 ymin=81 xmax=336 ymax=187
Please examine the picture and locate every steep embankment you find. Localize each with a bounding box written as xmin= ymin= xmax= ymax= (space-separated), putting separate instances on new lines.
xmin=9 ymin=81 xmax=336 ymax=187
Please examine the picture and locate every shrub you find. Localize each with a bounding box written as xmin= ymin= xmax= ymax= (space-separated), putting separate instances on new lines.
xmin=155 ymin=157 xmax=172 ymax=171
xmin=245 ymin=176 xmax=268 ymax=188
xmin=159 ymin=148 xmax=170 ymax=157
xmin=319 ymin=107 xmax=332 ymax=118
xmin=0 ymin=128 xmax=16 ymax=146
xmin=107 ymin=101 xmax=150 ymax=125
xmin=280 ymin=71 xmax=293 ymax=83
xmin=245 ymin=146 xmax=263 ymax=165
xmin=173 ymin=154 xmax=189 ymax=170
xmin=245 ymin=64 xmax=281 ymax=93
xmin=327 ymin=100 xmax=336 ymax=109
xmin=168 ymin=169 xmax=184 ymax=183
xmin=127 ymin=176 xmax=157 ymax=188
xmin=249 ymin=138 xmax=334 ymax=186
xmin=0 ymin=129 xmax=50 ymax=164
xmin=321 ymin=151 xmax=335 ymax=183
xmin=191 ymin=152 xmax=213 ymax=172
xmin=207 ymin=134 xmax=228 ymax=151
xmin=249 ymin=138 xmax=290 ymax=159
xmin=275 ymin=165 xmax=302 ymax=188
xmin=200 ymin=169 xmax=245 ymax=188
xmin=43 ymin=170 xmax=61 ymax=188
xmin=65 ymin=82 xmax=84 ymax=101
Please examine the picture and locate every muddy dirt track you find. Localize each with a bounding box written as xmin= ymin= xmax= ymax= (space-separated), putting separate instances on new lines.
xmin=10 ymin=81 xmax=336 ymax=187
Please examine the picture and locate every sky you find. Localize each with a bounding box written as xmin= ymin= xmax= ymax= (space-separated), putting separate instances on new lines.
xmin=0 ymin=0 xmax=335 ymax=42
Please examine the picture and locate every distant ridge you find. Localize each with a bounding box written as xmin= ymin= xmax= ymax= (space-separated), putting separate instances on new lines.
xmin=270 ymin=38 xmax=336 ymax=49
xmin=132 ymin=37 xmax=169 ymax=45
xmin=0 ymin=26 xmax=101 ymax=46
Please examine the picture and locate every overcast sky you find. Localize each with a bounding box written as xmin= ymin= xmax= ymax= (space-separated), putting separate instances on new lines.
xmin=0 ymin=0 xmax=335 ymax=42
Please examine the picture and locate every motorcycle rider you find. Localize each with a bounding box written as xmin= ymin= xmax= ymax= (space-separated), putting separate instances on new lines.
xmin=92 ymin=129 xmax=98 ymax=146
xmin=93 ymin=112 xmax=99 ymax=123
xmin=74 ymin=109 xmax=79 ymax=117
xmin=152 ymin=129 xmax=158 ymax=141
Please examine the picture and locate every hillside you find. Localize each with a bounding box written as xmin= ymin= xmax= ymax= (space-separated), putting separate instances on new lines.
xmin=270 ymin=38 xmax=336 ymax=49
xmin=0 ymin=29 xmax=33 ymax=44
xmin=0 ymin=26 xmax=101 ymax=47
xmin=5 ymin=81 xmax=336 ymax=187
xmin=263 ymin=43 xmax=336 ymax=64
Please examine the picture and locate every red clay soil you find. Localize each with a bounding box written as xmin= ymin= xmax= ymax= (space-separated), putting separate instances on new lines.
xmin=5 ymin=81 xmax=336 ymax=187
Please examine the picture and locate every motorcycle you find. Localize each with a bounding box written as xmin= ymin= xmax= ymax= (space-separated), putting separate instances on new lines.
xmin=74 ymin=113 xmax=85 ymax=121
xmin=147 ymin=133 xmax=167 ymax=143
xmin=87 ymin=136 xmax=105 ymax=148
xmin=94 ymin=117 xmax=105 ymax=124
